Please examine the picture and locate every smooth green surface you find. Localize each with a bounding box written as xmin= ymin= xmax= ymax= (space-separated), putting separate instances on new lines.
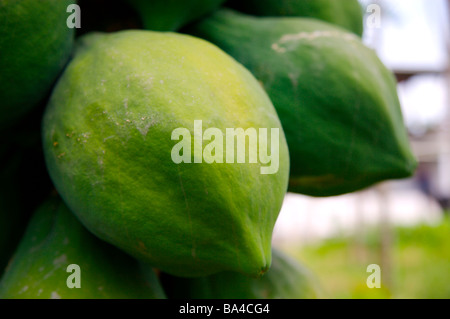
xmin=190 ymin=10 xmax=417 ymax=197
xmin=162 ymin=248 xmax=321 ymax=299
xmin=227 ymin=0 xmax=363 ymax=36
xmin=284 ymin=215 xmax=450 ymax=299
xmin=42 ymin=30 xmax=289 ymax=278
xmin=0 ymin=197 xmax=166 ymax=299
xmin=0 ymin=0 xmax=75 ymax=129
xmin=127 ymin=0 xmax=225 ymax=31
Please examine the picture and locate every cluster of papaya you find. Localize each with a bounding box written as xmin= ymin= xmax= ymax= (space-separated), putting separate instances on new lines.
xmin=0 ymin=0 xmax=416 ymax=299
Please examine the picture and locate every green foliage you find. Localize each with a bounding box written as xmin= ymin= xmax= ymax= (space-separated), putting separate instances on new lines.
xmin=284 ymin=215 xmax=450 ymax=299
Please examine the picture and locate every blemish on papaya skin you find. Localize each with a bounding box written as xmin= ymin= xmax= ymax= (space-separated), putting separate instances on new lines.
xmin=279 ymin=30 xmax=358 ymax=43
xmin=53 ymin=142 xmax=59 ymax=147
xmin=50 ymin=291 xmax=61 ymax=299
xmin=138 ymin=241 xmax=147 ymax=252
xmin=57 ymin=153 xmax=66 ymax=158
xmin=53 ymin=254 xmax=67 ymax=266
xmin=136 ymin=119 xmax=156 ymax=136
xmin=272 ymin=30 xmax=358 ymax=53
xmin=103 ymin=135 xmax=115 ymax=142
xmin=18 ymin=286 xmax=28 ymax=294
xmin=288 ymin=73 xmax=299 ymax=90
xmin=258 ymin=265 xmax=269 ymax=277
xmin=271 ymin=43 xmax=286 ymax=53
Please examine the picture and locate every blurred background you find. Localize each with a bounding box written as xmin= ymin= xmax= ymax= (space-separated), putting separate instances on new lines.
xmin=273 ymin=0 xmax=450 ymax=299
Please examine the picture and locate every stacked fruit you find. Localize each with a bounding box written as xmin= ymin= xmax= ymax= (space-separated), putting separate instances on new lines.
xmin=0 ymin=0 xmax=416 ymax=299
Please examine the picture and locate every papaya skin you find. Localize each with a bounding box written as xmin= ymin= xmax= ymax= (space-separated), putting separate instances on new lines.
xmin=42 ymin=30 xmax=290 ymax=278
xmin=161 ymin=248 xmax=322 ymax=299
xmin=0 ymin=0 xmax=75 ymax=129
xmin=0 ymin=197 xmax=166 ymax=299
xmin=226 ymin=0 xmax=364 ymax=36
xmin=127 ymin=0 xmax=226 ymax=31
xmin=190 ymin=10 xmax=417 ymax=197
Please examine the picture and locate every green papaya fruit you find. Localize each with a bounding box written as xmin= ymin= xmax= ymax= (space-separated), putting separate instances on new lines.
xmin=161 ymin=248 xmax=321 ymax=299
xmin=0 ymin=110 xmax=53 ymax=276
xmin=0 ymin=0 xmax=75 ymax=129
xmin=42 ymin=30 xmax=290 ymax=278
xmin=226 ymin=0 xmax=364 ymax=36
xmin=126 ymin=0 xmax=226 ymax=31
xmin=0 ymin=197 xmax=166 ymax=299
xmin=190 ymin=10 xmax=417 ymax=197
